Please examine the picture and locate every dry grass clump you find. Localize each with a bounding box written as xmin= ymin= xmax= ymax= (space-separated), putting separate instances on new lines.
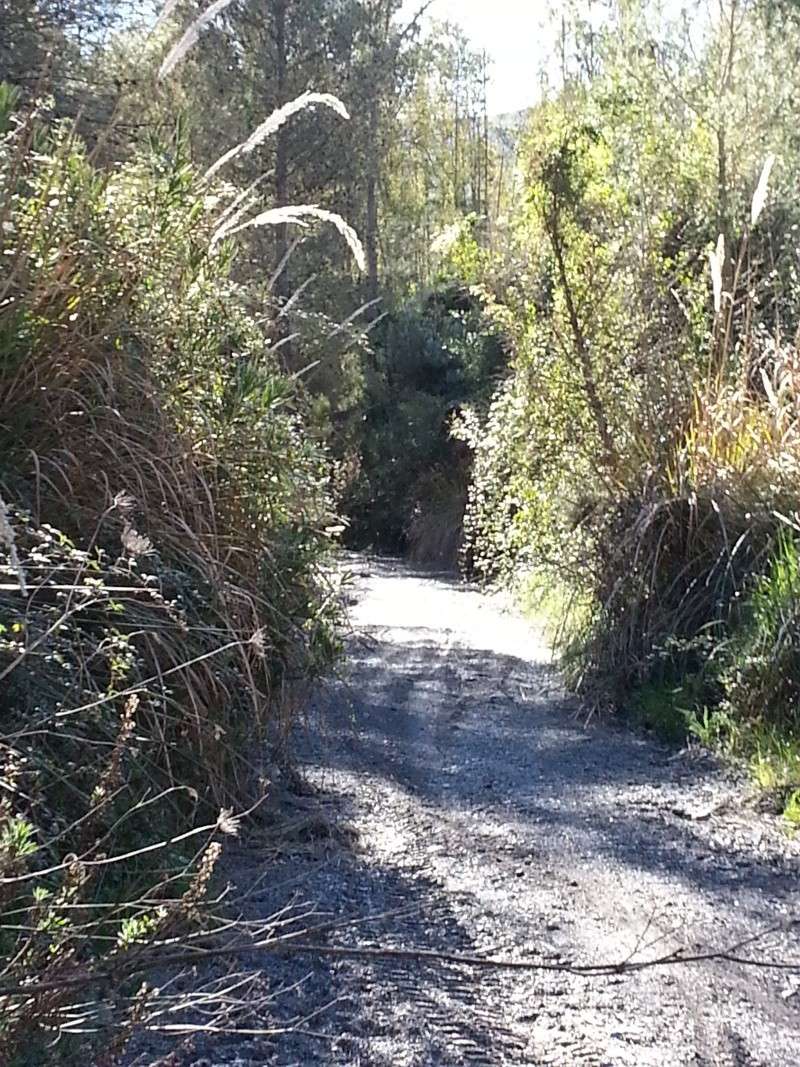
xmin=567 ymin=360 xmax=800 ymax=700
xmin=0 ymin=80 xmax=343 ymax=1060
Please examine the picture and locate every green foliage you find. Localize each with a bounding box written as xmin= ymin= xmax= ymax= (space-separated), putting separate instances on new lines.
xmin=629 ymin=682 xmax=698 ymax=744
xmin=687 ymin=705 xmax=738 ymax=752
xmin=0 ymin=817 xmax=37 ymax=861
xmin=784 ymin=789 xmax=800 ymax=826
xmin=720 ymin=535 xmax=800 ymax=735
xmin=0 ymin=86 xmax=342 ymax=1060
xmin=749 ymin=736 xmax=800 ymax=797
xmin=688 ymin=535 xmax=800 ymax=808
xmin=346 ymin=286 xmax=507 ymax=557
xmin=382 ymin=28 xmax=494 ymax=290
xmin=454 ymin=1 xmax=800 ymax=807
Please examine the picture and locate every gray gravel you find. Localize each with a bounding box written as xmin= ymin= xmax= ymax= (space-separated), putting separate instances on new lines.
xmin=133 ymin=557 xmax=800 ymax=1067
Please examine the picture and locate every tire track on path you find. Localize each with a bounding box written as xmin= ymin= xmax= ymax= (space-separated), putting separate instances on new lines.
xmin=133 ymin=556 xmax=800 ymax=1067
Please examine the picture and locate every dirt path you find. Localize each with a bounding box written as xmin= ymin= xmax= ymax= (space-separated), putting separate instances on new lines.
xmin=145 ymin=558 xmax=799 ymax=1067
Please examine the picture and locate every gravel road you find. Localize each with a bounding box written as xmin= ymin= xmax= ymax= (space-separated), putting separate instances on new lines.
xmin=134 ymin=557 xmax=800 ymax=1067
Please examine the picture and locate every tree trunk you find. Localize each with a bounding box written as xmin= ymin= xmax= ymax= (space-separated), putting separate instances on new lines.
xmin=548 ymin=209 xmax=618 ymax=471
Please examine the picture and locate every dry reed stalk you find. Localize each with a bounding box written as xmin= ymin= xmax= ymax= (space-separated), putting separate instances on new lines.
xmin=152 ymin=0 xmax=181 ymax=33
xmin=158 ymin=0 xmax=237 ymax=80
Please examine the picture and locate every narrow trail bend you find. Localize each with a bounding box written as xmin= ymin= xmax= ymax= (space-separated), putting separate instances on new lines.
xmin=219 ymin=559 xmax=799 ymax=1065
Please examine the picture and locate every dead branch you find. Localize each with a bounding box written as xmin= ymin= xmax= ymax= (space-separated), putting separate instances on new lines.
xmin=0 ymin=915 xmax=796 ymax=998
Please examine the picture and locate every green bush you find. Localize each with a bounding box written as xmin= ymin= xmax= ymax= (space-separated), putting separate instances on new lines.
xmin=702 ymin=534 xmax=800 ymax=802
xmin=721 ymin=534 xmax=800 ymax=736
xmin=346 ymin=286 xmax=507 ymax=557
xmin=456 ymin=6 xmax=800 ymax=807
xmin=0 ymin=89 xmax=340 ymax=1059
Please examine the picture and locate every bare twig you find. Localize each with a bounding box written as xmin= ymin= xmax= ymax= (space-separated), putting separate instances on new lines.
xmin=0 ymin=916 xmax=796 ymax=997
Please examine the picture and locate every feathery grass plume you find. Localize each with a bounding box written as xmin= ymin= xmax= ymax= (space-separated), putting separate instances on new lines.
xmin=152 ymin=0 xmax=181 ymax=32
xmin=218 ymin=204 xmax=366 ymax=271
xmin=709 ymin=232 xmax=724 ymax=313
xmin=0 ymin=492 xmax=26 ymax=594
xmin=212 ymin=204 xmax=310 ymax=247
xmin=210 ymin=172 xmax=271 ymax=245
xmin=204 ymin=92 xmax=350 ymax=180
xmin=159 ymin=0 xmax=236 ymax=80
xmin=751 ymin=153 xmax=776 ymax=227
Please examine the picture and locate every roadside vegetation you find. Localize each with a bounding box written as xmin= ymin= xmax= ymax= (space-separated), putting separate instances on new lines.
xmin=2 ymin=0 xmax=800 ymax=1059
xmin=0 ymin=1 xmax=370 ymax=1058
xmin=453 ymin=2 xmax=800 ymax=821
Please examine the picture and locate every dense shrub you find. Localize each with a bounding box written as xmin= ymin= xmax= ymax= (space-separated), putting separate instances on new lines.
xmin=0 ymin=86 xmax=340 ymax=1059
xmin=457 ymin=7 xmax=800 ymax=807
xmin=346 ymin=285 xmax=507 ymax=561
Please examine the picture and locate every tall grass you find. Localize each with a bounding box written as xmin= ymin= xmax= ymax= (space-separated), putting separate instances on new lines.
xmin=0 ymin=57 xmax=350 ymax=1059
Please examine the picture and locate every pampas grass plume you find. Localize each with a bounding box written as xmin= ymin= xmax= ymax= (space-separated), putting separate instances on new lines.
xmin=159 ymin=0 xmax=236 ymax=80
xmin=751 ymin=153 xmax=776 ymax=227
xmin=216 ymin=203 xmax=365 ymax=272
xmin=204 ymin=92 xmax=350 ymax=181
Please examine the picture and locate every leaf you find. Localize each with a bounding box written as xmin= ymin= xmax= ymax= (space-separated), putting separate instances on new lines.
xmin=760 ymin=367 xmax=779 ymax=409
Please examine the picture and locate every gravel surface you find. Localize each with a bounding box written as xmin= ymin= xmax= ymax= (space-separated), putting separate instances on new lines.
xmin=131 ymin=557 xmax=800 ymax=1067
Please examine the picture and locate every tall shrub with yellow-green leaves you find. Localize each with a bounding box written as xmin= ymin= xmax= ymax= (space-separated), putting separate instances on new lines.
xmin=459 ymin=4 xmax=800 ymax=809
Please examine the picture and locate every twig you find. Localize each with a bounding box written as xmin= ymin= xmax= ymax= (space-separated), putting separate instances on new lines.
xmin=1 ymin=917 xmax=796 ymax=997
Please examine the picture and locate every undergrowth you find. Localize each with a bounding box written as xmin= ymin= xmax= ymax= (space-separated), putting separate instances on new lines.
xmin=455 ymin=14 xmax=800 ymax=821
xmin=346 ymin=285 xmax=507 ymax=562
xmin=0 ymin=75 xmax=345 ymax=1060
